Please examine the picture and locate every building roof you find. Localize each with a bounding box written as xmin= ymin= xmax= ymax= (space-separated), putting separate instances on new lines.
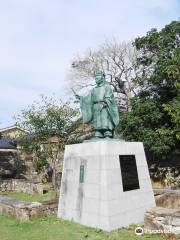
xmin=0 ymin=125 xmax=29 ymax=133
xmin=0 ymin=139 xmax=16 ymax=149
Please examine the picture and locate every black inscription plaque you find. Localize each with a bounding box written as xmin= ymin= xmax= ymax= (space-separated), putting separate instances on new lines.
xmin=119 ymin=155 xmax=140 ymax=192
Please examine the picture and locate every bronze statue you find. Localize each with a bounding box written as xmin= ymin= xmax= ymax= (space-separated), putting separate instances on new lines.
xmin=75 ymin=71 xmax=119 ymax=138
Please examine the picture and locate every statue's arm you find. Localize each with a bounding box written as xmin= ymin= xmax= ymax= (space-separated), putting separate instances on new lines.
xmin=72 ymin=88 xmax=82 ymax=101
xmin=104 ymin=85 xmax=114 ymax=105
xmin=104 ymin=84 xmax=120 ymax=126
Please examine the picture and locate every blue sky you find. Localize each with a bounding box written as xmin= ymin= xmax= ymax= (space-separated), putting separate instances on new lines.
xmin=0 ymin=0 xmax=179 ymax=128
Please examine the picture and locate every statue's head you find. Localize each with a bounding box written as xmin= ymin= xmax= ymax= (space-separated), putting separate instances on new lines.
xmin=95 ymin=71 xmax=105 ymax=85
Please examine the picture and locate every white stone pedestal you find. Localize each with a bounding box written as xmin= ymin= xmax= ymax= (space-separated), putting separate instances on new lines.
xmin=57 ymin=140 xmax=155 ymax=231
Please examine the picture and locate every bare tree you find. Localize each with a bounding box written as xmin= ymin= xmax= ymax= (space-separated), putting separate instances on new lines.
xmin=68 ymin=40 xmax=144 ymax=111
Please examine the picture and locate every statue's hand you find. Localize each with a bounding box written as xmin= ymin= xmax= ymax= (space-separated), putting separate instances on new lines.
xmin=75 ymin=94 xmax=81 ymax=100
xmin=102 ymin=101 xmax=107 ymax=107
xmin=100 ymin=101 xmax=107 ymax=111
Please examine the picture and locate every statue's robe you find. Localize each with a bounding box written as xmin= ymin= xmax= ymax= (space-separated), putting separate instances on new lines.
xmin=80 ymin=82 xmax=119 ymax=131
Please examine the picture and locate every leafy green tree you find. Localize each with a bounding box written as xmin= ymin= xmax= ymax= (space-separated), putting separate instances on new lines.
xmin=16 ymin=95 xmax=79 ymax=140
xmin=118 ymin=98 xmax=176 ymax=155
xmin=163 ymin=96 xmax=180 ymax=140
xmin=118 ymin=20 xmax=180 ymax=158
xmin=15 ymin=95 xmax=80 ymax=189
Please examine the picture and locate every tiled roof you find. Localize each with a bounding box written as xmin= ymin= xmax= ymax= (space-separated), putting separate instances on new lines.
xmin=0 ymin=125 xmax=29 ymax=133
xmin=0 ymin=139 xmax=16 ymax=149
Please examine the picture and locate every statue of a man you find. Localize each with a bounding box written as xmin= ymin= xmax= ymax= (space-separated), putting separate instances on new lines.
xmin=75 ymin=71 xmax=119 ymax=138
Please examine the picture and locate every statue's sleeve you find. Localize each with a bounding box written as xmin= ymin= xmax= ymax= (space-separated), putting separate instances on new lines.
xmin=104 ymin=85 xmax=119 ymax=126
xmin=80 ymin=92 xmax=93 ymax=124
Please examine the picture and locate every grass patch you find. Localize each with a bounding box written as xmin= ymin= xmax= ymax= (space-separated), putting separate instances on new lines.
xmin=0 ymin=214 xmax=165 ymax=240
xmin=0 ymin=191 xmax=56 ymax=202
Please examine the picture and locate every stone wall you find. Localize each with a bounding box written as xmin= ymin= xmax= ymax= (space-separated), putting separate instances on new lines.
xmin=0 ymin=151 xmax=25 ymax=178
xmin=0 ymin=195 xmax=58 ymax=221
xmin=144 ymin=207 xmax=180 ymax=235
xmin=0 ymin=179 xmax=43 ymax=195
xmin=155 ymin=191 xmax=180 ymax=209
xmin=0 ymin=195 xmax=42 ymax=221
xmin=40 ymin=198 xmax=58 ymax=215
xmin=145 ymin=189 xmax=180 ymax=236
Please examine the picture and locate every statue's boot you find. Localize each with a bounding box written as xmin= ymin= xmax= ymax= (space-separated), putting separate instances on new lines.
xmin=94 ymin=130 xmax=103 ymax=138
xmin=104 ymin=130 xmax=113 ymax=138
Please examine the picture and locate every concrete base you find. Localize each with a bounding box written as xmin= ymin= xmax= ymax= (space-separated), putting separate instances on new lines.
xmin=57 ymin=140 xmax=155 ymax=231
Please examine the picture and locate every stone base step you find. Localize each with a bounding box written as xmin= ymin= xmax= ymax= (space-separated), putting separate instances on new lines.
xmin=0 ymin=195 xmax=42 ymax=221
xmin=144 ymin=207 xmax=180 ymax=235
xmin=0 ymin=195 xmax=58 ymax=221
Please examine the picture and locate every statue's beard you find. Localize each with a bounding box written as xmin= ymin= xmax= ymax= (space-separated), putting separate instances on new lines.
xmin=96 ymin=80 xmax=104 ymax=86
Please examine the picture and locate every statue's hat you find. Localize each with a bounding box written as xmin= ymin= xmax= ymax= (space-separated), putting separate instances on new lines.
xmin=95 ymin=71 xmax=105 ymax=77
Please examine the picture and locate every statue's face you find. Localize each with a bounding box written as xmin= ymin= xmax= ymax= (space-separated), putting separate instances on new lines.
xmin=95 ymin=74 xmax=104 ymax=85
